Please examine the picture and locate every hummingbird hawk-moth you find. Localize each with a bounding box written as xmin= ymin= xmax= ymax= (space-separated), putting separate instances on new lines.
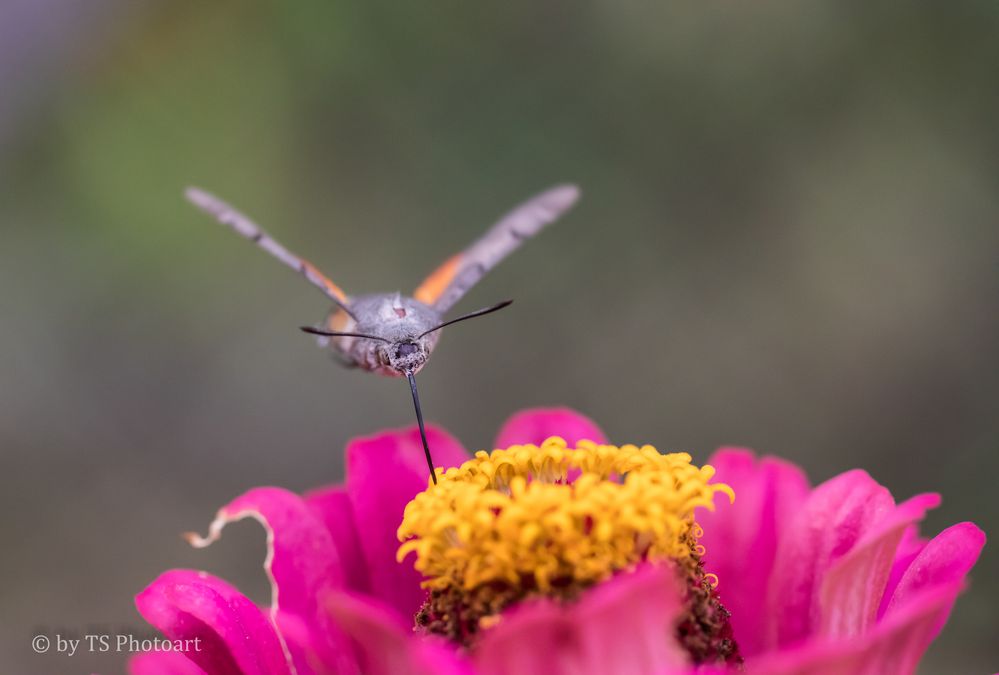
xmin=185 ymin=184 xmax=580 ymax=482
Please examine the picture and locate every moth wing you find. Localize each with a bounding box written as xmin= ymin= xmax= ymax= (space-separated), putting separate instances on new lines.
xmin=414 ymin=184 xmax=580 ymax=313
xmin=185 ymin=187 xmax=354 ymax=316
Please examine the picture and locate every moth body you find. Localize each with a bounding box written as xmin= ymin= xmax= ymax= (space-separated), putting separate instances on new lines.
xmin=318 ymin=293 xmax=443 ymax=376
xmin=184 ymin=183 xmax=580 ymax=482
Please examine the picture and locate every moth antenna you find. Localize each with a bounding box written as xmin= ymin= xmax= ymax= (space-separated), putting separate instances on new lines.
xmin=417 ymin=299 xmax=514 ymax=338
xmin=406 ymin=371 xmax=438 ymax=485
xmin=299 ymin=326 xmax=391 ymax=343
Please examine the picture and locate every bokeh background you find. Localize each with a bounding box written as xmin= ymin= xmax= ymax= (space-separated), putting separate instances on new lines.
xmin=2 ymin=2 xmax=997 ymax=673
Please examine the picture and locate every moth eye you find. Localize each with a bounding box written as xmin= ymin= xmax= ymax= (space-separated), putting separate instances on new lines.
xmin=396 ymin=342 xmax=419 ymax=358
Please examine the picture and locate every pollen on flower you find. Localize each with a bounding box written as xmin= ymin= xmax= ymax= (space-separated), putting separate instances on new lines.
xmin=397 ymin=437 xmax=741 ymax=665
xmin=398 ymin=437 xmax=733 ymax=593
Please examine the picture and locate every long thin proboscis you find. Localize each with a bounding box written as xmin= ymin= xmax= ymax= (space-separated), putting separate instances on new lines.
xmin=406 ymin=371 xmax=437 ymax=485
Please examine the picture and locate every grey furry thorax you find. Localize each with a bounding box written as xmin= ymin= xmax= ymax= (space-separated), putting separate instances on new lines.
xmin=326 ymin=293 xmax=443 ymax=376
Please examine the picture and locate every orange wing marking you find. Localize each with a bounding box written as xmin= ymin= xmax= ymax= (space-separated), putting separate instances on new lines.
xmin=414 ymin=255 xmax=461 ymax=305
xmin=302 ymin=261 xmax=350 ymax=306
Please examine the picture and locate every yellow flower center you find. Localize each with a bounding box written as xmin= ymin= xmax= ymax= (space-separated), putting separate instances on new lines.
xmin=397 ymin=436 xmax=734 ymax=595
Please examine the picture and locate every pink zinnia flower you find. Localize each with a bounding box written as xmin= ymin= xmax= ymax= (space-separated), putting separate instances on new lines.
xmin=130 ymin=408 xmax=986 ymax=675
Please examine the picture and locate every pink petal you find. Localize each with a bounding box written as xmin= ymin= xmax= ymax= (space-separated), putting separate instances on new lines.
xmin=819 ymin=493 xmax=940 ymax=639
xmin=493 ymin=407 xmax=608 ymax=448
xmin=748 ymin=584 xmax=962 ymax=675
xmin=882 ymin=522 xmax=985 ymax=640
xmin=129 ymin=649 xmax=207 ymax=675
xmin=474 ymin=564 xmax=688 ymax=675
xmin=135 ymin=569 xmax=292 ymax=675
xmin=273 ymin=611 xmax=343 ymax=675
xmin=325 ymin=592 xmax=470 ymax=675
xmin=304 ymin=485 xmax=370 ymax=593
xmin=877 ymin=526 xmax=927 ymax=620
xmin=183 ymin=487 xmax=353 ymax=673
xmin=696 ymin=448 xmax=810 ymax=656
xmin=766 ymin=470 xmax=895 ymax=649
xmin=347 ymin=424 xmax=469 ymax=616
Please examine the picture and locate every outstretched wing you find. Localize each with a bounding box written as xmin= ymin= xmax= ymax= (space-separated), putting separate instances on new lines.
xmin=185 ymin=187 xmax=354 ymax=317
xmin=414 ymin=184 xmax=580 ymax=313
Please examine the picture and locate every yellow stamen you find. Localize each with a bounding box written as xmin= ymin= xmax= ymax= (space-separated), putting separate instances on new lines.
xmin=397 ymin=436 xmax=734 ymax=593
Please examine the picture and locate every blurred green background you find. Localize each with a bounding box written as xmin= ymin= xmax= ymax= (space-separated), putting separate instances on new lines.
xmin=2 ymin=1 xmax=997 ymax=673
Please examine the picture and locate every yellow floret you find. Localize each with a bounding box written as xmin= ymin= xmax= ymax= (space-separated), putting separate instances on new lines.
xmin=397 ymin=437 xmax=734 ymax=592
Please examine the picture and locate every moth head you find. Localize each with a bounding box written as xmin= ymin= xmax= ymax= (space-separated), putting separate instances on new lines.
xmin=299 ymin=298 xmax=514 ymax=376
xmin=382 ymin=337 xmax=432 ymax=375
xmin=378 ymin=298 xmax=515 ymax=375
